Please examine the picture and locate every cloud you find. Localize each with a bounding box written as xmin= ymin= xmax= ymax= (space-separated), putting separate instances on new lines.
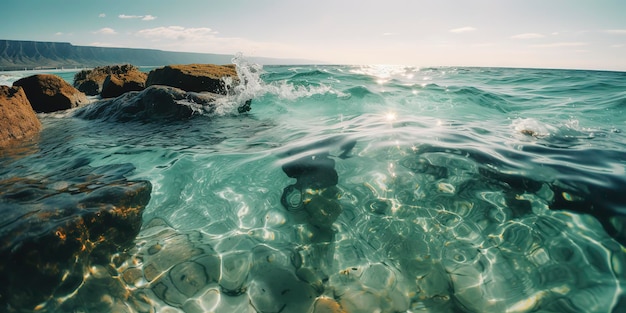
xmin=511 ymin=33 xmax=545 ymax=39
xmin=119 ymin=14 xmax=157 ymax=21
xmin=137 ymin=26 xmax=219 ymax=41
xmin=450 ymin=27 xmax=476 ymax=33
xmin=119 ymin=14 xmax=142 ymax=19
xmin=55 ymin=32 xmax=63 ymax=36
xmin=99 ymin=13 xmax=106 ymax=18
xmin=605 ymin=29 xmax=626 ymax=34
xmin=90 ymin=42 xmax=117 ymax=47
xmin=94 ymin=27 xmax=117 ymax=35
xmin=531 ymin=42 xmax=587 ymax=48
xmin=133 ymin=25 xmax=302 ymax=57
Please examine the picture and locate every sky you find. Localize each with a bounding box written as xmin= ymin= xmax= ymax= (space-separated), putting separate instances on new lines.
xmin=1 ymin=0 xmax=626 ymax=71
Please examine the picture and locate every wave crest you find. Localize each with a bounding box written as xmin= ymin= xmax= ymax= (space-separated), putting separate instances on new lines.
xmin=214 ymin=54 xmax=336 ymax=112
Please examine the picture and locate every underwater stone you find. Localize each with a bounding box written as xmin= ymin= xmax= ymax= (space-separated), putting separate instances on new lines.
xmin=280 ymin=141 xmax=351 ymax=229
xmin=304 ymin=194 xmax=343 ymax=229
xmin=312 ymin=297 xmax=347 ymax=313
xmin=248 ymin=266 xmax=317 ymax=312
xmin=327 ymin=263 xmax=413 ymax=313
xmin=0 ymin=163 xmax=152 ymax=311
xmin=247 ymin=244 xmax=319 ymax=312
xmin=219 ymin=251 xmax=252 ymax=296
xmin=282 ymin=154 xmax=338 ymax=190
xmin=112 ymin=218 xmax=223 ymax=311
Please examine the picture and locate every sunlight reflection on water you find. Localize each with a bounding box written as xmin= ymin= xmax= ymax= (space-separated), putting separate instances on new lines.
xmin=2 ymin=63 xmax=626 ymax=312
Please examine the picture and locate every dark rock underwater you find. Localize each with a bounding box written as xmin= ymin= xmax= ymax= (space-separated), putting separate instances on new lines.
xmin=0 ymin=161 xmax=151 ymax=311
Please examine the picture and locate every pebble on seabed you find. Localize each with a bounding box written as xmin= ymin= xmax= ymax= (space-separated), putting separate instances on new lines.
xmin=313 ymin=296 xmax=347 ymax=313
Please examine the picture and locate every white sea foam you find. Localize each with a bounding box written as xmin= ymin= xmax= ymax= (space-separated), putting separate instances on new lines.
xmin=0 ymin=72 xmax=25 ymax=86
xmin=213 ymin=54 xmax=336 ymax=115
xmin=511 ymin=117 xmax=604 ymax=144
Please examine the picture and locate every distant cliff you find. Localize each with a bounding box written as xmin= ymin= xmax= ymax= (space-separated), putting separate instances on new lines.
xmin=0 ymin=40 xmax=299 ymax=71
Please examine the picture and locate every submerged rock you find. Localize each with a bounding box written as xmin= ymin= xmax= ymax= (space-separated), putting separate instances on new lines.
xmin=87 ymin=219 xmax=324 ymax=312
xmin=280 ymin=137 xmax=356 ymax=229
xmin=74 ymin=64 xmax=146 ymax=97
xmin=312 ymin=297 xmax=347 ymax=313
xmin=13 ymin=74 xmax=89 ymax=113
xmin=73 ymin=85 xmax=218 ymax=122
xmin=281 ymin=153 xmax=343 ymax=229
xmin=0 ymin=85 xmax=41 ymax=148
xmin=146 ymin=63 xmax=238 ymax=94
xmin=0 ymin=161 xmax=152 ymax=311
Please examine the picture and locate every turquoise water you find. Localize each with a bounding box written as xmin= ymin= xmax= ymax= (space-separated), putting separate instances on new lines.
xmin=2 ymin=59 xmax=626 ymax=312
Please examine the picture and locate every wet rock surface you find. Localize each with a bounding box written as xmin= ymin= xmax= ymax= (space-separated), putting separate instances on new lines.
xmin=13 ymin=74 xmax=89 ymax=113
xmin=146 ymin=64 xmax=238 ymax=94
xmin=73 ymin=85 xmax=219 ymax=122
xmin=100 ymin=71 xmax=147 ymax=98
xmin=0 ymin=161 xmax=151 ymax=312
xmin=74 ymin=64 xmax=146 ymax=97
xmin=0 ymin=85 xmax=41 ymax=148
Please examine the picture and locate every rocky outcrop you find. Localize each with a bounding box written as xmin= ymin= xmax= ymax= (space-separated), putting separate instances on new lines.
xmin=73 ymin=67 xmax=104 ymax=96
xmin=0 ymin=162 xmax=152 ymax=311
xmin=101 ymin=72 xmax=147 ymax=98
xmin=146 ymin=64 xmax=238 ymax=94
xmin=74 ymin=64 xmax=147 ymax=97
xmin=74 ymin=85 xmax=218 ymax=122
xmin=13 ymin=74 xmax=89 ymax=113
xmin=0 ymin=86 xmax=41 ymax=148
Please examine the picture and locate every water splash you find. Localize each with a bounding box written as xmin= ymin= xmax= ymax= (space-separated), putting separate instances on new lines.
xmin=0 ymin=72 xmax=24 ymax=86
xmin=214 ymin=54 xmax=336 ymax=115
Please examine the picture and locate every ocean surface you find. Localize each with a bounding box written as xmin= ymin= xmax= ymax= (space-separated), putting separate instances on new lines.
xmin=2 ymin=58 xmax=626 ymax=313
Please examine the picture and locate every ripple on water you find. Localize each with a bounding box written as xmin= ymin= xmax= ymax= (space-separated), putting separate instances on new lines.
xmin=4 ymin=65 xmax=626 ymax=312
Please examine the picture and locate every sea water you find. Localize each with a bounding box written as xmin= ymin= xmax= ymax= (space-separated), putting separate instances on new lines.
xmin=1 ymin=57 xmax=626 ymax=312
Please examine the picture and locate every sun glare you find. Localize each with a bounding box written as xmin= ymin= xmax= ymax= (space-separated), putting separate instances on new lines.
xmin=385 ymin=111 xmax=397 ymax=121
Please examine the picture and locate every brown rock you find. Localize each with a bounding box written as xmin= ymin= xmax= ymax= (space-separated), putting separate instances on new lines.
xmin=13 ymin=74 xmax=89 ymax=113
xmin=313 ymin=297 xmax=347 ymax=313
xmin=0 ymin=162 xmax=152 ymax=311
xmin=74 ymin=64 xmax=147 ymax=96
xmin=146 ymin=63 xmax=238 ymax=94
xmin=0 ymin=85 xmax=41 ymax=148
xmin=100 ymin=71 xmax=147 ymax=98
xmin=100 ymin=75 xmax=126 ymax=98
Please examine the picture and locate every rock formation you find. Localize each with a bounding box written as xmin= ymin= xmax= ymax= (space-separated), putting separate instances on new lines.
xmin=74 ymin=64 xmax=147 ymax=97
xmin=73 ymin=85 xmax=218 ymax=122
xmin=0 ymin=162 xmax=152 ymax=311
xmin=146 ymin=64 xmax=238 ymax=94
xmin=0 ymin=86 xmax=41 ymax=148
xmin=101 ymin=72 xmax=147 ymax=98
xmin=13 ymin=74 xmax=89 ymax=113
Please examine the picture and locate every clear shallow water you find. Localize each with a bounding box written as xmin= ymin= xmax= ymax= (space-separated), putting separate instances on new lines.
xmin=2 ymin=60 xmax=626 ymax=312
